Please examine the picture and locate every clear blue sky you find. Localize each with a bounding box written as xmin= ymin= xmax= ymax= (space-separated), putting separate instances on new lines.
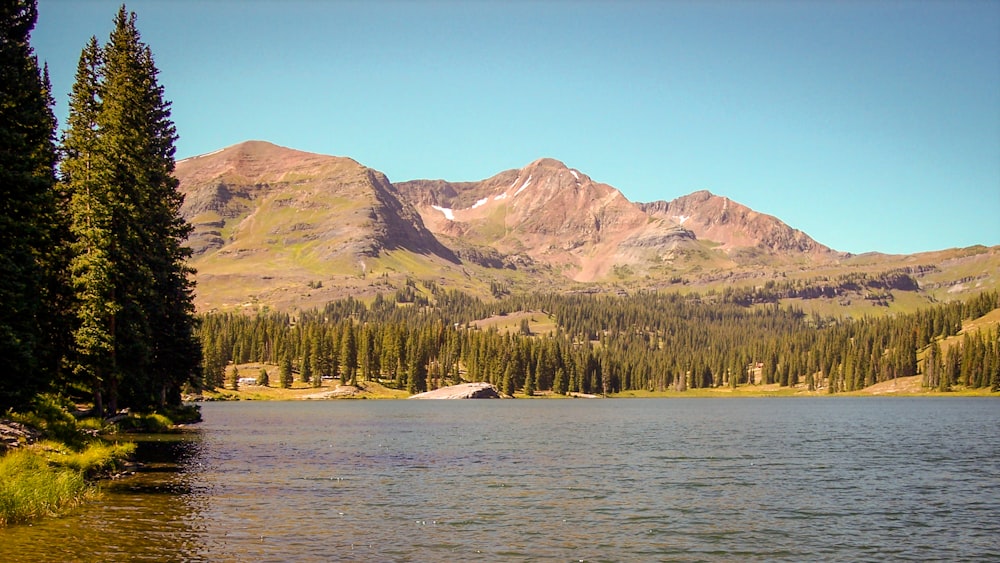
xmin=32 ymin=0 xmax=1000 ymax=255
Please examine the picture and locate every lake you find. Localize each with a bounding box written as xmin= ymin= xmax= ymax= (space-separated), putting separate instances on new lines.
xmin=2 ymin=398 xmax=999 ymax=561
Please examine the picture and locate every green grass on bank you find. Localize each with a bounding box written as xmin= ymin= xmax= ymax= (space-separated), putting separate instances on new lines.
xmin=0 ymin=448 xmax=93 ymax=527
xmin=0 ymin=436 xmax=136 ymax=528
xmin=0 ymin=395 xmax=197 ymax=528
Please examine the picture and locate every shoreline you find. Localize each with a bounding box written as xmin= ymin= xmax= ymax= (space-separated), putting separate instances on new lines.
xmin=196 ymin=375 xmax=996 ymax=401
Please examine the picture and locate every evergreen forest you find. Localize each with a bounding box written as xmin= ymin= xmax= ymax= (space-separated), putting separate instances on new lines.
xmin=199 ymin=284 xmax=1000 ymax=397
xmin=0 ymin=2 xmax=199 ymax=415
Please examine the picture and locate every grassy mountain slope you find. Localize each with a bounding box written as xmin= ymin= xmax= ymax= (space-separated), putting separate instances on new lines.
xmin=176 ymin=141 xmax=999 ymax=315
xmin=177 ymin=141 xmax=465 ymax=310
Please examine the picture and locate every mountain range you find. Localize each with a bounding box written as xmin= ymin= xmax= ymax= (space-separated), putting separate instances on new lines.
xmin=176 ymin=141 xmax=998 ymax=312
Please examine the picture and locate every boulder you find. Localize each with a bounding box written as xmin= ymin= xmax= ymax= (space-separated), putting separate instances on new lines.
xmin=0 ymin=419 xmax=42 ymax=453
xmin=409 ymin=382 xmax=502 ymax=399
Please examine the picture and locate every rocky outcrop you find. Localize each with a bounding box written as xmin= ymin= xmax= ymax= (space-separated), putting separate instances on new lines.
xmin=408 ymin=382 xmax=502 ymax=399
xmin=640 ymin=191 xmax=835 ymax=256
xmin=0 ymin=420 xmax=41 ymax=453
xmin=621 ymin=226 xmax=696 ymax=248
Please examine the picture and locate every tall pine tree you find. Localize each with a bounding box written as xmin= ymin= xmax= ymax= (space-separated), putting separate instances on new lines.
xmin=0 ymin=0 xmax=64 ymax=411
xmin=63 ymin=35 xmax=115 ymax=415
xmin=62 ymin=6 xmax=199 ymax=414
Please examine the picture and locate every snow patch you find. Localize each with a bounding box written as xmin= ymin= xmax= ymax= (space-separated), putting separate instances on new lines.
xmin=471 ymin=197 xmax=489 ymax=209
xmin=674 ymin=215 xmax=691 ymax=225
xmin=431 ymin=205 xmax=455 ymax=221
xmin=514 ymin=175 xmax=532 ymax=196
xmin=494 ymin=193 xmax=508 ymax=201
xmin=570 ymin=170 xmax=580 ymax=181
xmin=178 ymin=148 xmax=223 ymax=163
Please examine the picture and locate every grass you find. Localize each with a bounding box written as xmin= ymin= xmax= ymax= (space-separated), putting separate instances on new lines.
xmin=0 ymin=449 xmax=93 ymax=527
xmin=203 ymin=367 xmax=409 ymax=400
xmin=34 ymin=439 xmax=136 ymax=477
xmin=613 ymin=385 xmax=807 ymax=398
xmin=469 ymin=310 xmax=558 ymax=336
xmin=610 ymin=375 xmax=997 ymax=398
xmin=0 ymin=394 xmax=193 ymax=527
xmin=110 ymin=413 xmax=174 ymax=433
xmin=0 ymin=428 xmax=135 ymax=527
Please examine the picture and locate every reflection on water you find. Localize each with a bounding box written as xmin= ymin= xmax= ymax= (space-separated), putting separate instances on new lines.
xmin=2 ymin=398 xmax=999 ymax=561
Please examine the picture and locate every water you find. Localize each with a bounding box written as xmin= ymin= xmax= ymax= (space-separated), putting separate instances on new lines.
xmin=2 ymin=398 xmax=999 ymax=561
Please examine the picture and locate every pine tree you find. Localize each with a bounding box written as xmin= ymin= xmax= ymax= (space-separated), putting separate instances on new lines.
xmin=340 ymin=323 xmax=357 ymax=385
xmin=406 ymin=332 xmax=428 ymax=394
xmin=106 ymin=7 xmax=198 ymax=409
xmin=311 ymin=330 xmax=330 ymax=382
xmin=990 ymin=330 xmax=1000 ymax=392
xmin=300 ymin=338 xmax=312 ymax=384
xmin=63 ymin=33 xmax=117 ymax=408
xmin=523 ymin=364 xmax=536 ymax=396
xmin=256 ymin=367 xmax=270 ymax=387
xmin=0 ymin=0 xmax=65 ymax=411
xmin=61 ymin=7 xmax=199 ymax=413
xmin=280 ymin=354 xmax=293 ymax=388
xmin=553 ymin=367 xmax=567 ymax=395
xmin=923 ymin=341 xmax=942 ymax=389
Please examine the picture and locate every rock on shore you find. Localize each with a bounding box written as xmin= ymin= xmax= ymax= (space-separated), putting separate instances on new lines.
xmin=409 ymin=382 xmax=502 ymax=399
xmin=0 ymin=420 xmax=42 ymax=453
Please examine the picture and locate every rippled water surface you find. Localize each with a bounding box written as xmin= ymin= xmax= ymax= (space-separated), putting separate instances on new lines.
xmin=3 ymin=398 xmax=999 ymax=561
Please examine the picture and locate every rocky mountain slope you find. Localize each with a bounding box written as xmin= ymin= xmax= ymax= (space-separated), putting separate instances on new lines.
xmin=175 ymin=141 xmax=999 ymax=312
xmin=176 ymin=141 xmax=457 ymax=309
xmin=394 ymin=157 xmax=837 ymax=281
xmin=396 ymin=157 xmax=667 ymax=281
xmin=640 ymin=191 xmax=837 ymax=257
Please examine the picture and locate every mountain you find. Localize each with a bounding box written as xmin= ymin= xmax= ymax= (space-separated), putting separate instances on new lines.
xmin=176 ymin=141 xmax=457 ymax=310
xmin=176 ymin=141 xmax=999 ymax=313
xmin=640 ymin=191 xmax=837 ymax=257
xmin=397 ymin=158 xmax=699 ymax=281
xmin=396 ymin=157 xmax=661 ymax=281
xmin=395 ymin=158 xmax=840 ymax=281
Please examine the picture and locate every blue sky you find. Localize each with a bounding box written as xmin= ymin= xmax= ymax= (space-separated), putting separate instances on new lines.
xmin=32 ymin=0 xmax=1000 ymax=255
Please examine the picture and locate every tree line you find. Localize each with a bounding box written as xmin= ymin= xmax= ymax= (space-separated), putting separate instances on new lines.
xmin=199 ymin=281 xmax=1000 ymax=396
xmin=0 ymin=2 xmax=199 ymax=415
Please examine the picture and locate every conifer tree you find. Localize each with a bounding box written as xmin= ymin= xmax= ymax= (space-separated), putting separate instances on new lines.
xmin=523 ymin=365 xmax=536 ymax=396
xmin=311 ymin=330 xmax=329 ymax=382
xmin=923 ymin=341 xmax=942 ymax=389
xmin=406 ymin=332 xmax=428 ymax=394
xmin=63 ymin=36 xmax=113 ymax=413
xmin=0 ymin=0 xmax=65 ymax=411
xmin=340 ymin=323 xmax=357 ymax=385
xmin=61 ymin=6 xmax=199 ymax=413
xmin=553 ymin=367 xmax=567 ymax=395
xmin=300 ymin=338 xmax=312 ymax=383
xmin=280 ymin=354 xmax=293 ymax=388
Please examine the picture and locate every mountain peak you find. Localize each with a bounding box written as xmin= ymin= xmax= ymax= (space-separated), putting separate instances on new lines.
xmin=527 ymin=157 xmax=569 ymax=170
xmin=641 ymin=191 xmax=835 ymax=255
xmin=180 ymin=140 xmax=300 ymax=162
xmin=686 ymin=189 xmax=717 ymax=201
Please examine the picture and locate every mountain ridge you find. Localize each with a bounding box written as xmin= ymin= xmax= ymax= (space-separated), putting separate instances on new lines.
xmin=175 ymin=141 xmax=998 ymax=312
